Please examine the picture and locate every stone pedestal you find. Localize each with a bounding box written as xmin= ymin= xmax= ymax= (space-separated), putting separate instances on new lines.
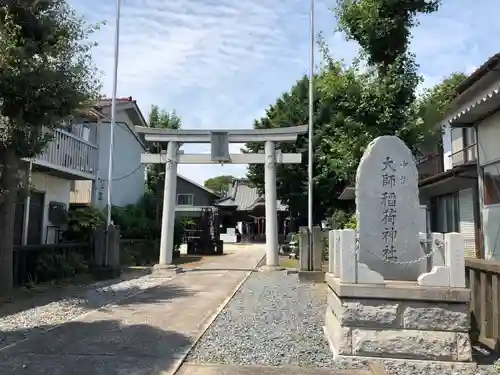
xmin=324 ymin=273 xmax=473 ymax=365
xmin=151 ymin=264 xmax=182 ymax=278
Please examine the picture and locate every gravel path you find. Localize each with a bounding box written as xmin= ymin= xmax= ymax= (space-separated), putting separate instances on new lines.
xmin=0 ymin=273 xmax=172 ymax=349
xmin=186 ymin=271 xmax=497 ymax=375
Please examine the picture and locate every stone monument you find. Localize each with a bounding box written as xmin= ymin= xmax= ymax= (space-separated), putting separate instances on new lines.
xmin=324 ymin=136 xmax=473 ymax=370
xmin=356 ymin=136 xmax=424 ymax=281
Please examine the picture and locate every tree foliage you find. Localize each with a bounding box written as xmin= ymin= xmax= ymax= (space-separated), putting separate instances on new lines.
xmin=204 ymin=175 xmax=234 ymax=197
xmin=0 ymin=0 xmax=102 ymax=294
xmin=245 ymin=0 xmax=464 ymax=224
xmin=145 ymin=105 xmax=181 ymax=198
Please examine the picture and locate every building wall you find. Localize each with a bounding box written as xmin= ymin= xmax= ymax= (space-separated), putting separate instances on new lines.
xmin=70 ymin=180 xmax=92 ymax=204
xmin=176 ymin=177 xmax=219 ymax=207
xmin=31 ymin=172 xmax=71 ymax=244
xmin=477 ymin=111 xmax=500 ymax=259
xmin=477 ymin=111 xmax=500 ymax=165
xmin=71 ymin=109 xmax=146 ymax=209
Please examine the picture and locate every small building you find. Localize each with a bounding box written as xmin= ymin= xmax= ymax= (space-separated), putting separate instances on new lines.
xmin=215 ymin=179 xmax=289 ymax=243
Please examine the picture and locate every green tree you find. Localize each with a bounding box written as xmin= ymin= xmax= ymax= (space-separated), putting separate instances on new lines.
xmin=145 ymin=106 xmax=181 ymax=223
xmin=0 ymin=0 xmax=101 ymax=293
xmin=327 ymin=0 xmax=442 ymax=179
xmin=204 ymin=175 xmax=234 ymax=197
xmin=246 ymin=0 xmax=459 ymax=224
xmin=245 ymin=69 xmax=355 ymax=224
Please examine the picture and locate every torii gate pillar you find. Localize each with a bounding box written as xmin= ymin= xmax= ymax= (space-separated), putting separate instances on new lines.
xmin=159 ymin=140 xmax=178 ymax=266
xmin=263 ymin=140 xmax=279 ymax=268
xmin=136 ymin=126 xmax=308 ymax=272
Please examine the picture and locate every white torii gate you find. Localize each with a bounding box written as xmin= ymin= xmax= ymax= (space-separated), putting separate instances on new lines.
xmin=135 ymin=125 xmax=307 ymax=271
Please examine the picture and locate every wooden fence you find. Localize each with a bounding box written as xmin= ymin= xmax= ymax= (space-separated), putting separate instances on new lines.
xmin=466 ymin=257 xmax=500 ymax=351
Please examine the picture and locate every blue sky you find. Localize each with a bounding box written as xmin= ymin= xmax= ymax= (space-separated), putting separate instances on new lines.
xmin=71 ymin=0 xmax=500 ymax=185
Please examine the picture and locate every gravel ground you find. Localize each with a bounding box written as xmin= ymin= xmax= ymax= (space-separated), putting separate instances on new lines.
xmin=186 ymin=271 xmax=497 ymax=375
xmin=0 ymin=273 xmax=172 ymax=348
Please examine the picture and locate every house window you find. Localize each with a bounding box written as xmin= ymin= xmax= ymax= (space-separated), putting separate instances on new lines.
xmin=82 ymin=126 xmax=90 ymax=142
xmin=177 ymin=194 xmax=194 ymax=206
xmin=483 ymin=162 xmax=500 ymax=205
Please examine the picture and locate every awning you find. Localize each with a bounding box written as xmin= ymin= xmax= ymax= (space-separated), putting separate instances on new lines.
xmin=449 ymin=87 xmax=500 ymax=127
xmin=339 ymin=186 xmax=355 ymax=201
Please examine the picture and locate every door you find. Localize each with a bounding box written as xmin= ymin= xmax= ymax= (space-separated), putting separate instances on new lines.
xmin=27 ymin=192 xmax=45 ymax=245
xmin=13 ymin=191 xmax=45 ymax=245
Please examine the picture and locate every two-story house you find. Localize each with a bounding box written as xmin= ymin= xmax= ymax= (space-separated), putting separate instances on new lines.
xmin=419 ymin=53 xmax=500 ymax=259
xmin=439 ymin=53 xmax=500 ymax=260
xmin=14 ymin=108 xmax=105 ymax=245
xmin=70 ymin=97 xmax=148 ymax=209
xmin=15 ymin=97 xmax=149 ymax=245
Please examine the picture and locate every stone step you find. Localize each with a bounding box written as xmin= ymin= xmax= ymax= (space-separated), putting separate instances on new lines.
xmin=176 ymin=363 xmax=382 ymax=375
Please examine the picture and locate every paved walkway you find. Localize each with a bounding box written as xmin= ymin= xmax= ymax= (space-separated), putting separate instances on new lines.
xmin=0 ymin=246 xmax=265 ymax=375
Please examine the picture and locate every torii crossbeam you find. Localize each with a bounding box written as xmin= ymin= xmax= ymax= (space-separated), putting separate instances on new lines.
xmin=135 ymin=125 xmax=308 ymax=271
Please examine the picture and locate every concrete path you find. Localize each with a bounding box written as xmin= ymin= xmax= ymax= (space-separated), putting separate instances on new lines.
xmin=0 ymin=245 xmax=265 ymax=375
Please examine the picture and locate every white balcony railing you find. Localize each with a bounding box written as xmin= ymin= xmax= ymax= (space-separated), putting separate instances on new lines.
xmin=32 ymin=128 xmax=98 ymax=179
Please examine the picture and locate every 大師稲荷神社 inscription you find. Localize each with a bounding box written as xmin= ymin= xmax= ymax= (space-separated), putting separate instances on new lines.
xmin=380 ymin=156 xmax=409 ymax=261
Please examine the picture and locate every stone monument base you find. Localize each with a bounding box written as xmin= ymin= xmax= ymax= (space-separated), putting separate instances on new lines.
xmin=151 ymin=263 xmax=183 ymax=277
xmin=324 ymin=273 xmax=473 ymax=365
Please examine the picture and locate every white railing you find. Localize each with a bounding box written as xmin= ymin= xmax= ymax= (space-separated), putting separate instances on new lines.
xmin=33 ymin=128 xmax=98 ymax=178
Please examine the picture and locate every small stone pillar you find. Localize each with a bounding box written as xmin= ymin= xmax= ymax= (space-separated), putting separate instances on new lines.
xmin=298 ymin=226 xmax=309 ymax=271
xmin=311 ymin=226 xmax=323 ymax=271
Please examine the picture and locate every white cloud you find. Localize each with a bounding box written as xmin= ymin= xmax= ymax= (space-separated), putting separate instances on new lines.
xmin=71 ymin=0 xmax=500 ymax=185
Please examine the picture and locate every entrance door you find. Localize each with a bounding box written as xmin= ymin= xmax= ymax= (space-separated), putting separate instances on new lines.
xmin=13 ymin=191 xmax=45 ymax=245
xmin=28 ymin=192 xmax=44 ymax=244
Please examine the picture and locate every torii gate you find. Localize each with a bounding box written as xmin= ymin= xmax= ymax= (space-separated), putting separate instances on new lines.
xmin=135 ymin=125 xmax=307 ymax=271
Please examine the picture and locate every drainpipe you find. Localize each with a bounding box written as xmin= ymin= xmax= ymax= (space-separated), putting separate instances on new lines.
xmin=474 ymin=124 xmax=485 ymax=258
xmin=21 ymin=160 xmax=33 ymax=246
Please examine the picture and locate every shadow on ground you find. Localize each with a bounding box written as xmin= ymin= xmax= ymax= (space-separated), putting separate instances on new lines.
xmin=0 ymin=265 xmax=202 ymax=319
xmin=0 ymin=281 xmax=196 ymax=350
xmin=0 ymin=319 xmax=192 ymax=375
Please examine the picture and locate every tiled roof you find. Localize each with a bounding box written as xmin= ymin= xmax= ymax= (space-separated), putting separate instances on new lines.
xmin=216 ymin=179 xmax=287 ymax=211
xmin=98 ymin=97 xmax=136 ymax=107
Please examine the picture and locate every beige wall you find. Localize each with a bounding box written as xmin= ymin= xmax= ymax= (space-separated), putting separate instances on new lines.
xmin=31 ymin=172 xmax=71 ymax=244
xmin=478 ymin=111 xmax=500 ymax=166
xmin=70 ymin=180 xmax=92 ymax=204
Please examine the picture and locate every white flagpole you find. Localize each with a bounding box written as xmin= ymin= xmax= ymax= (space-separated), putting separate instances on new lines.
xmin=307 ymin=0 xmax=315 ymax=264
xmin=106 ymin=0 xmax=121 ymax=226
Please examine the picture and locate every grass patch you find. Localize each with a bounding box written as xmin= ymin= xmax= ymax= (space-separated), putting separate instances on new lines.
xmin=279 ymin=256 xmax=297 ymax=269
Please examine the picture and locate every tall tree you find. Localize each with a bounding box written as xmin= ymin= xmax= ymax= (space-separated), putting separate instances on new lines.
xmin=145 ymin=106 xmax=181 ymax=222
xmin=246 ymin=0 xmax=458 ymax=224
xmin=245 ymin=68 xmax=356 ymax=224
xmin=0 ymin=0 xmax=101 ymax=293
xmin=328 ymin=0 xmax=442 ymax=179
xmin=204 ymin=175 xmax=234 ymax=197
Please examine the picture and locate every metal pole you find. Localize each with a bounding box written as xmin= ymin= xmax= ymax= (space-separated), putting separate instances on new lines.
xmin=307 ymin=0 xmax=315 ymax=269
xmin=106 ymin=0 xmax=121 ymax=227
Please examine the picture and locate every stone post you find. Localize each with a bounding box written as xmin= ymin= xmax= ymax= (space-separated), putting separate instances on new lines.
xmin=264 ymin=140 xmax=280 ymax=269
xmin=339 ymin=229 xmax=356 ymax=283
xmin=158 ymin=140 xmax=178 ymax=268
xmin=328 ymin=230 xmax=335 ymax=274
xmin=298 ymin=226 xmax=309 ymax=271
xmin=311 ymin=226 xmax=323 ymax=271
xmin=445 ymin=232 xmax=466 ymax=288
